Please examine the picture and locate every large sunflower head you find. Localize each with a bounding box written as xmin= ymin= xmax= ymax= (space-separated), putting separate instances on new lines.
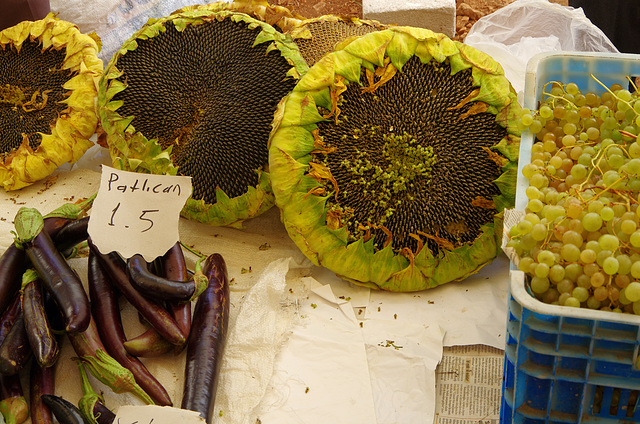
xmin=269 ymin=27 xmax=521 ymax=291
xmin=98 ymin=9 xmax=308 ymax=228
xmin=286 ymin=15 xmax=388 ymax=67
xmin=0 ymin=13 xmax=103 ymax=191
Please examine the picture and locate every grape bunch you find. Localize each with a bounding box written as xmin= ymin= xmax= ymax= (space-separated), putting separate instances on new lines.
xmin=508 ymin=78 xmax=640 ymax=314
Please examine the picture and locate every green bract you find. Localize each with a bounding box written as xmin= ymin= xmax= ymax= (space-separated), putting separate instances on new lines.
xmin=269 ymin=27 xmax=521 ymax=291
xmin=98 ymin=9 xmax=308 ymax=228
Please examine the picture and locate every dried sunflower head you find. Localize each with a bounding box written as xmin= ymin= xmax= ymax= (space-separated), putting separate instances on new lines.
xmin=172 ymin=0 xmax=305 ymax=31
xmin=0 ymin=13 xmax=103 ymax=191
xmin=98 ymin=9 xmax=308 ymax=227
xmin=269 ymin=27 xmax=521 ymax=291
xmin=287 ymin=15 xmax=388 ymax=67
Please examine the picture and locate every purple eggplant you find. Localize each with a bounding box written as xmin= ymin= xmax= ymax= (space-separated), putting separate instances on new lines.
xmin=0 ymin=245 xmax=26 ymax=318
xmin=124 ymin=242 xmax=193 ymax=357
xmin=30 ymin=360 xmax=55 ymax=424
xmin=126 ymin=253 xmax=206 ymax=302
xmin=13 ymin=208 xmax=90 ymax=333
xmin=22 ymin=270 xmax=59 ymax=368
xmin=40 ymin=395 xmax=88 ymax=424
xmin=88 ymin=239 xmax=186 ymax=346
xmin=88 ymin=250 xmax=172 ymax=406
xmin=181 ymin=253 xmax=230 ymax=421
xmin=0 ymin=310 xmax=31 ymax=376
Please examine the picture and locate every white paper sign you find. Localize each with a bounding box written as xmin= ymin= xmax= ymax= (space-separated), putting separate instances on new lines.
xmin=88 ymin=166 xmax=192 ymax=261
xmin=114 ymin=405 xmax=206 ymax=424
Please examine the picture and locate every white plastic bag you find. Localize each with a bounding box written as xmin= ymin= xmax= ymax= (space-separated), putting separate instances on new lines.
xmin=464 ymin=0 xmax=618 ymax=97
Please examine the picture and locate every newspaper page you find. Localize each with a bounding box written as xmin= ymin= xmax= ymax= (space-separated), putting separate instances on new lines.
xmin=434 ymin=345 xmax=504 ymax=424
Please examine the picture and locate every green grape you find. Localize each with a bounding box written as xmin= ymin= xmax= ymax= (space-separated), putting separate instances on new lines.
xmin=521 ymin=112 xmax=534 ymax=127
xmin=582 ymin=212 xmax=603 ymax=232
xmin=561 ymin=230 xmax=583 ymax=247
xmin=565 ymin=263 xmax=583 ymax=281
xmin=587 ymin=127 xmax=600 ymax=141
xmin=625 ymin=282 xmax=640 ymax=302
xmin=543 ymin=288 xmax=560 ymax=304
xmin=549 ymin=264 xmax=566 ymax=282
xmin=570 ymin=163 xmax=587 ymax=179
xmin=608 ymin=154 xmax=625 ymax=170
xmin=602 ymin=256 xmax=620 ymax=275
xmin=527 ymin=199 xmax=543 ymax=213
xmin=517 ymin=220 xmax=533 ymax=235
xmin=594 ymin=285 xmax=608 ymax=301
xmin=563 ymin=123 xmax=577 ymax=136
xmin=531 ymin=223 xmax=548 ymax=241
xmin=598 ymin=234 xmax=620 ymax=251
xmin=585 ymin=240 xmax=601 ymax=253
xmin=572 ymin=286 xmax=589 ymax=303
xmin=596 ymin=249 xmax=613 ymax=267
xmin=524 ymin=213 xmax=541 ymax=225
xmin=616 ymin=254 xmax=632 ymax=275
xmin=539 ymin=104 xmax=553 ymax=119
xmin=529 ymin=173 xmax=548 ymax=189
xmin=560 ymin=244 xmax=581 ymax=262
xmin=565 ymin=109 xmax=580 ymax=124
xmin=630 ymin=230 xmax=640 ymax=247
xmin=531 ymin=276 xmax=550 ymax=294
xmin=621 ymin=219 xmax=637 ymax=235
xmin=631 ymin=261 xmax=640 ymax=279
xmin=576 ymin=274 xmax=591 ymax=288
xmin=588 ymin=200 xmax=604 ymax=213
xmin=566 ymin=82 xmax=579 ymax=95
xmin=525 ymin=185 xmax=542 ymax=200
xmin=590 ymin=271 xmax=606 ymax=287
xmin=522 ymin=163 xmax=539 ymax=179
xmin=530 ymin=119 xmax=544 ymax=134
xmin=537 ymin=250 xmax=555 ymax=267
xmin=586 ymin=296 xmax=601 ymax=309
xmin=629 ymin=142 xmax=640 ymax=159
xmin=564 ymin=296 xmax=581 ymax=307
xmin=599 ymin=207 xmax=614 ymax=221
xmin=633 ymin=301 xmax=640 ymax=315
xmin=557 ymin=279 xmax=574 ymax=294
xmin=534 ymin=263 xmax=550 ymax=278
xmin=518 ymin=256 xmax=534 ymax=273
xmin=579 ymin=249 xmax=596 ymax=264
xmin=583 ymin=262 xmax=599 ymax=276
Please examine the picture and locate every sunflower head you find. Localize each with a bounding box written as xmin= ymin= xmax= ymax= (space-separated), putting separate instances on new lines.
xmin=269 ymin=27 xmax=521 ymax=291
xmin=0 ymin=13 xmax=103 ymax=191
xmin=98 ymin=9 xmax=307 ymax=227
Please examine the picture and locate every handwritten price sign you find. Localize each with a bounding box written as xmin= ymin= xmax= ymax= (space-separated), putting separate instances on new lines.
xmin=114 ymin=405 xmax=206 ymax=424
xmin=88 ymin=166 xmax=192 ymax=261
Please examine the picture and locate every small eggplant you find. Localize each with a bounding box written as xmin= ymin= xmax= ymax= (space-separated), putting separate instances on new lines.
xmin=181 ymin=253 xmax=229 ymax=421
xmin=0 ymin=373 xmax=28 ymax=424
xmin=88 ymin=251 xmax=172 ymax=406
xmin=40 ymin=395 xmax=88 ymax=424
xmin=88 ymin=239 xmax=186 ymax=346
xmin=30 ymin=360 xmax=55 ymax=424
xmin=0 ymin=311 xmax=31 ymax=376
xmin=52 ymin=216 xmax=90 ymax=253
xmin=124 ymin=242 xmax=193 ymax=357
xmin=21 ymin=270 xmax=59 ymax=368
xmin=0 ymin=294 xmax=21 ymax=347
xmin=13 ymin=208 xmax=90 ymax=334
xmin=127 ymin=253 xmax=207 ymax=302
xmin=0 ymin=246 xmax=26 ymax=318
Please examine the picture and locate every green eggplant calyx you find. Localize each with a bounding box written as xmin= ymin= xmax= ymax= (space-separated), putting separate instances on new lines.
xmin=75 ymin=349 xmax=155 ymax=405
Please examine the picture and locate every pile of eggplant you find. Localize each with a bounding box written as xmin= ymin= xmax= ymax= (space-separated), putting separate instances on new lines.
xmin=0 ymin=199 xmax=229 ymax=424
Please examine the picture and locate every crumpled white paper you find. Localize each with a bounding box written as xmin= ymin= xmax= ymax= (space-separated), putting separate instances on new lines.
xmin=464 ymin=0 xmax=619 ymax=96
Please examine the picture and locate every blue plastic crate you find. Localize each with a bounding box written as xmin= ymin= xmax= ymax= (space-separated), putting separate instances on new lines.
xmin=501 ymin=51 xmax=640 ymax=424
